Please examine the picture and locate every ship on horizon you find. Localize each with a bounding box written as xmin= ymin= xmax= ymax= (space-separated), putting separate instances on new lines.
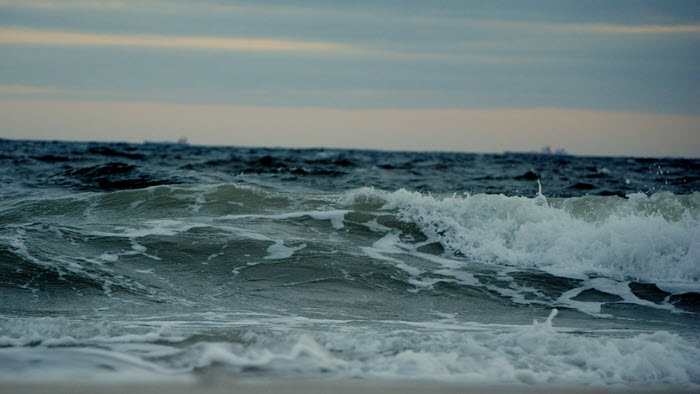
xmin=504 ymin=146 xmax=568 ymax=155
xmin=143 ymin=137 xmax=189 ymax=145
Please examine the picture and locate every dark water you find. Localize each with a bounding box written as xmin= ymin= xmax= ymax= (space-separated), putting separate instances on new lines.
xmin=0 ymin=139 xmax=698 ymax=386
xmin=2 ymin=139 xmax=698 ymax=197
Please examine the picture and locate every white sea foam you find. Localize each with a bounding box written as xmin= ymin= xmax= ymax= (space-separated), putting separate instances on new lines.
xmin=2 ymin=313 xmax=696 ymax=386
xmin=88 ymin=219 xmax=210 ymax=239
xmin=264 ymin=240 xmax=307 ymax=260
xmin=361 ymin=233 xmax=423 ymax=276
xmin=0 ymin=317 xmax=176 ymax=348
xmin=176 ymin=315 xmax=700 ymax=386
xmin=557 ymin=278 xmax=675 ymax=316
xmin=362 ymin=218 xmax=391 ymax=232
xmin=342 ymin=189 xmax=699 ymax=314
xmin=365 ymin=189 xmax=700 ymax=284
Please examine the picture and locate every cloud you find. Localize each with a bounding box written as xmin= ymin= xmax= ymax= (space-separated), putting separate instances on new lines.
xmin=564 ymin=23 xmax=700 ymax=34
xmin=0 ymin=84 xmax=67 ymax=94
xmin=0 ymin=26 xmax=548 ymax=63
xmin=0 ymin=0 xmax=125 ymax=9
xmin=1 ymin=99 xmax=698 ymax=158
xmin=0 ymin=26 xmax=586 ymax=65
xmin=0 ymin=26 xmax=351 ymax=53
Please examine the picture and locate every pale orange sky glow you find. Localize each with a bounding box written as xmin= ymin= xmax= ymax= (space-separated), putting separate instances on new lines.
xmin=2 ymin=99 xmax=698 ymax=157
xmin=0 ymin=26 xmax=348 ymax=52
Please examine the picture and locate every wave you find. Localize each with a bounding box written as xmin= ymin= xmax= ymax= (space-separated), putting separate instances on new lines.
xmin=1 ymin=312 xmax=698 ymax=385
xmin=5 ymin=140 xmax=700 ymax=198
xmin=0 ymin=183 xmax=697 ymax=313
xmin=355 ymin=188 xmax=700 ymax=284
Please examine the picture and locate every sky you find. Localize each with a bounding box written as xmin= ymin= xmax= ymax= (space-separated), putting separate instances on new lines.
xmin=0 ymin=0 xmax=698 ymax=157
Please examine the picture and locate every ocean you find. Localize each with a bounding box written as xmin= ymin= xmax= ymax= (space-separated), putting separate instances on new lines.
xmin=0 ymin=139 xmax=698 ymax=389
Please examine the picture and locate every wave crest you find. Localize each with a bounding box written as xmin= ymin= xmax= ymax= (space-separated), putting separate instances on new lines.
xmin=351 ymin=189 xmax=700 ymax=283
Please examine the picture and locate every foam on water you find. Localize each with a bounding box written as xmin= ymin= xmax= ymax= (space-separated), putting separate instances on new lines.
xmin=0 ymin=313 xmax=698 ymax=386
xmin=354 ymin=189 xmax=700 ymax=285
xmin=3 ymin=183 xmax=697 ymax=318
xmin=265 ymin=241 xmax=307 ymax=260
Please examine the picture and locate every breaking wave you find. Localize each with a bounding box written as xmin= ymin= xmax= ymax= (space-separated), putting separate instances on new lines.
xmin=361 ymin=188 xmax=700 ymax=284
xmin=1 ymin=311 xmax=699 ymax=385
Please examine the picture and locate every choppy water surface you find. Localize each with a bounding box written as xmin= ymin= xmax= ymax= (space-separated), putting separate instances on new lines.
xmin=0 ymin=139 xmax=698 ymax=387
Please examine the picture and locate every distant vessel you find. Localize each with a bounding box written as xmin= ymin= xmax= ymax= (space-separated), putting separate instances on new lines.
xmin=144 ymin=137 xmax=189 ymax=145
xmin=504 ymin=146 xmax=568 ymax=155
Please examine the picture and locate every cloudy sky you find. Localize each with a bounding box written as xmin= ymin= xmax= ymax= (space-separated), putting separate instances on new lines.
xmin=0 ymin=0 xmax=698 ymax=156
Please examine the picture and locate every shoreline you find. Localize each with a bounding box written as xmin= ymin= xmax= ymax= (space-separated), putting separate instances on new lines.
xmin=1 ymin=379 xmax=694 ymax=394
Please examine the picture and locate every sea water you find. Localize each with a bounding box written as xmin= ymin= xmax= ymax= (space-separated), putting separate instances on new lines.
xmin=0 ymin=140 xmax=698 ymax=387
